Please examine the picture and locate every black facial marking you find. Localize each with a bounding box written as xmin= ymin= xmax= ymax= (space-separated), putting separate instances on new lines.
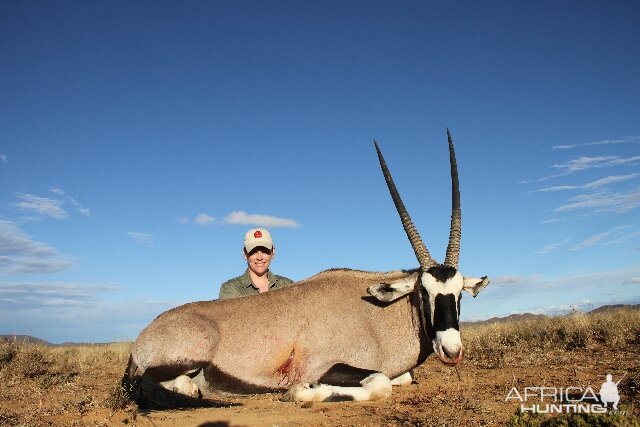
xmin=433 ymin=294 xmax=459 ymax=332
xmin=427 ymin=265 xmax=457 ymax=283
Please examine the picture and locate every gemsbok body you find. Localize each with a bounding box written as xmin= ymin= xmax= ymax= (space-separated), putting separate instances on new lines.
xmin=123 ymin=131 xmax=490 ymax=408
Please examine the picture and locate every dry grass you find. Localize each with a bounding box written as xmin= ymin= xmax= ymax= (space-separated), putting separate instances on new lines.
xmin=0 ymin=340 xmax=134 ymax=425
xmin=463 ymin=309 xmax=640 ymax=369
xmin=507 ymin=411 xmax=640 ymax=427
xmin=462 ymin=308 xmax=640 ymax=426
xmin=1 ymin=340 xmax=131 ymax=385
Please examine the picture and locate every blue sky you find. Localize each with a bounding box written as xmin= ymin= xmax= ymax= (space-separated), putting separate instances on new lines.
xmin=1 ymin=1 xmax=639 ymax=343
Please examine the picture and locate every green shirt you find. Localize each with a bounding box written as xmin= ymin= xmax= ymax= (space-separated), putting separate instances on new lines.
xmin=218 ymin=268 xmax=294 ymax=299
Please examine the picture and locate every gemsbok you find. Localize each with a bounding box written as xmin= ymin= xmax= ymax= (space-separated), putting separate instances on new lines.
xmin=123 ymin=130 xmax=490 ymax=407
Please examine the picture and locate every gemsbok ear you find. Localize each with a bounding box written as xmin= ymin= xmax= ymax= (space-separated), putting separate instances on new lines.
xmin=463 ymin=276 xmax=490 ymax=297
xmin=368 ymin=276 xmax=416 ymax=302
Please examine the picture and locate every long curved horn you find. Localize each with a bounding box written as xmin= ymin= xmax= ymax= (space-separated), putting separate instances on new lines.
xmin=444 ymin=129 xmax=461 ymax=268
xmin=374 ymin=141 xmax=435 ymax=269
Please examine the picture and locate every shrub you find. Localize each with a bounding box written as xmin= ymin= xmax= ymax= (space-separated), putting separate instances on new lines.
xmin=0 ymin=340 xmax=19 ymax=367
xmin=103 ymin=383 xmax=133 ymax=411
xmin=13 ymin=345 xmax=51 ymax=378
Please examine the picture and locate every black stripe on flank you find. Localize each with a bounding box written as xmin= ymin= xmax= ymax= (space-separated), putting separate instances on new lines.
xmin=202 ymin=364 xmax=276 ymax=394
xmin=318 ymin=363 xmax=378 ymax=387
xmin=133 ymin=374 xmax=237 ymax=409
xmin=145 ymin=361 xmax=207 ymax=382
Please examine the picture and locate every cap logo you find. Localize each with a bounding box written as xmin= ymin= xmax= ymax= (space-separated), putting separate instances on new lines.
xmin=254 ymin=230 xmax=262 ymax=238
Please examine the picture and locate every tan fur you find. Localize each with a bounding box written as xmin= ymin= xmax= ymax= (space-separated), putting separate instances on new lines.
xmin=131 ymin=268 xmax=425 ymax=398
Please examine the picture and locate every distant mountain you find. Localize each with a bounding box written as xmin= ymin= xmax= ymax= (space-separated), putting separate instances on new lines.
xmin=462 ymin=312 xmax=548 ymax=326
xmin=463 ymin=303 xmax=640 ymax=325
xmin=0 ymin=335 xmax=127 ymax=347
xmin=1 ymin=335 xmax=52 ymax=346
xmin=588 ymin=304 xmax=640 ymax=314
xmin=56 ymin=341 xmax=123 ymax=347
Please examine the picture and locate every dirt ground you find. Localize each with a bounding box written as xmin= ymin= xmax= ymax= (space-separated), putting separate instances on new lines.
xmin=1 ymin=342 xmax=638 ymax=427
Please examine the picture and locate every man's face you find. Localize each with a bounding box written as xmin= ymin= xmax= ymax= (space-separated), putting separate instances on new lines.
xmin=244 ymin=246 xmax=275 ymax=276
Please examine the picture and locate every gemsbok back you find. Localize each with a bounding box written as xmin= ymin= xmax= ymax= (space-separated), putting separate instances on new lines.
xmin=123 ymin=130 xmax=490 ymax=408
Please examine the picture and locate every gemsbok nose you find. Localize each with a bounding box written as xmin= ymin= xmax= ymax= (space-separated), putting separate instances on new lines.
xmin=443 ymin=345 xmax=462 ymax=362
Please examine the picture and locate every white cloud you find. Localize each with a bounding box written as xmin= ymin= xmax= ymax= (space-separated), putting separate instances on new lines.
xmin=526 ymin=155 xmax=640 ymax=184
xmin=536 ymin=242 xmax=562 ymax=254
xmin=536 ymin=238 xmax=572 ymax=254
xmin=537 ymin=173 xmax=640 ymax=192
xmin=624 ymin=277 xmax=640 ymax=285
xmin=529 ymin=301 xmax=596 ymax=316
xmin=496 ymin=267 xmax=640 ymax=291
xmin=555 ymin=186 xmax=640 ymax=213
xmin=0 ymin=220 xmax=74 ymax=274
xmin=14 ymin=193 xmax=68 ymax=219
xmin=469 ymin=265 xmax=640 ymax=313
xmin=551 ymin=155 xmax=640 ymax=175
xmin=540 ymin=218 xmax=560 ymax=224
xmin=195 ymin=213 xmax=216 ymax=226
xmin=522 ymin=135 xmax=640 ymax=185
xmin=67 ymin=197 xmax=90 ymax=216
xmin=178 ymin=213 xmax=217 ymax=226
xmin=552 ymin=135 xmax=640 ymax=150
xmin=0 ymin=154 xmax=8 ymax=163
xmin=605 ymin=230 xmax=640 ymax=246
xmin=49 ymin=188 xmax=90 ymax=217
xmin=179 ymin=211 xmax=300 ymax=228
xmin=491 ymin=276 xmax=522 ymax=285
xmin=554 ymin=156 xmax=616 ymax=173
xmin=570 ymin=232 xmax=610 ymax=251
xmin=584 ymin=173 xmax=640 ymax=189
xmin=567 ymin=226 xmax=632 ymax=251
xmin=127 ymin=232 xmax=154 ymax=247
xmin=0 ymin=281 xmax=120 ymax=308
xmin=223 ymin=211 xmax=300 ymax=228
xmin=537 ymin=185 xmax=580 ymax=192
xmin=0 ymin=280 xmax=174 ymax=342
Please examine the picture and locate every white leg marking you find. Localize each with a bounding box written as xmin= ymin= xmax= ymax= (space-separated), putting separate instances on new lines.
xmin=160 ymin=375 xmax=200 ymax=398
xmin=390 ymin=370 xmax=414 ymax=386
xmin=283 ymin=373 xmax=392 ymax=402
xmin=360 ymin=372 xmax=393 ymax=400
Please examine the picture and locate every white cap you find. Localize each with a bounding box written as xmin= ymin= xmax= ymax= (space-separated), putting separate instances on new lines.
xmin=244 ymin=228 xmax=274 ymax=252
